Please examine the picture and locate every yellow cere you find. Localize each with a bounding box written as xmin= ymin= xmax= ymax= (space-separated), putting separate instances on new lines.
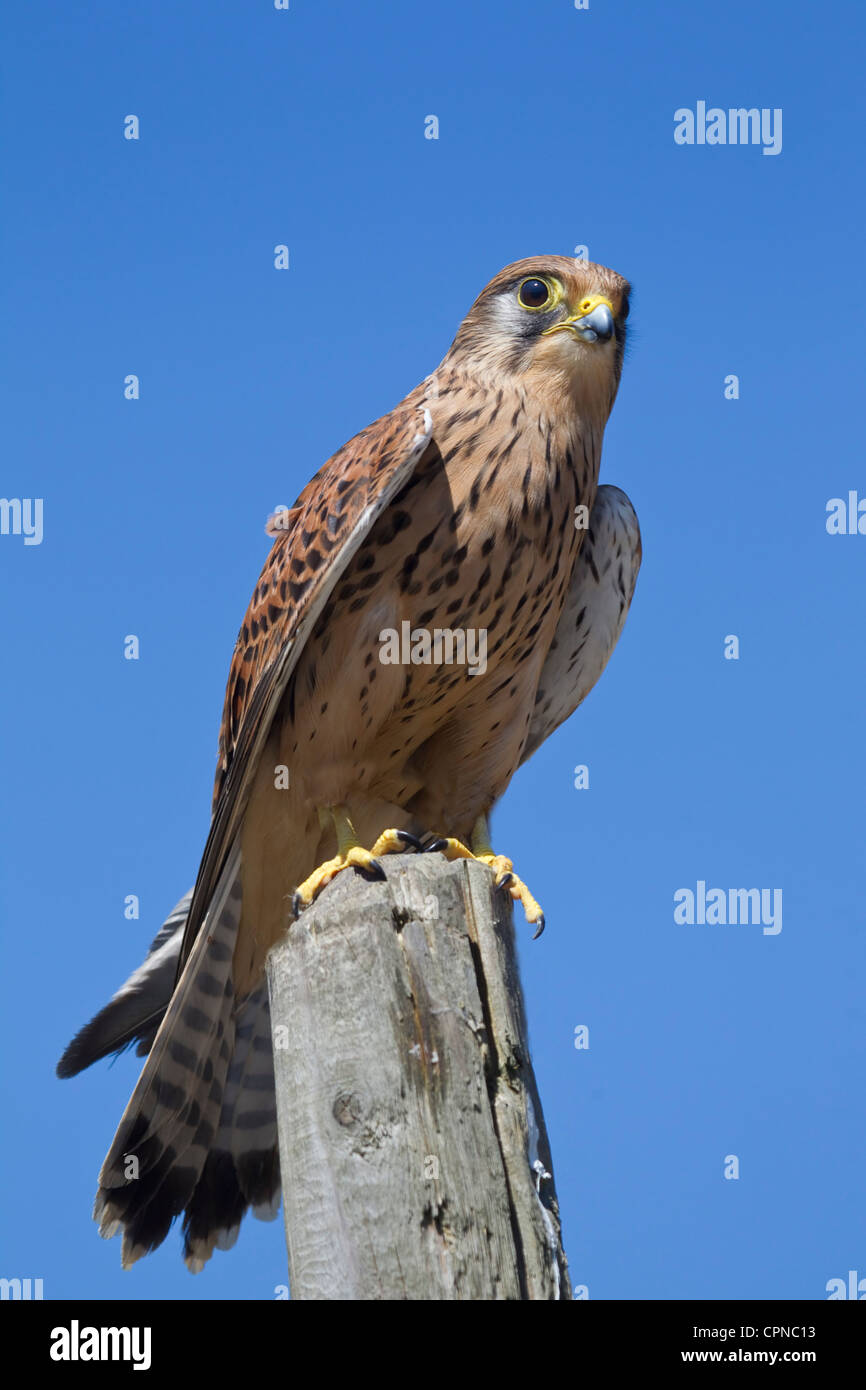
xmin=541 ymin=293 xmax=615 ymax=337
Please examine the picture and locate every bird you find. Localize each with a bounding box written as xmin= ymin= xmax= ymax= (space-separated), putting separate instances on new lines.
xmin=57 ymin=255 xmax=641 ymax=1271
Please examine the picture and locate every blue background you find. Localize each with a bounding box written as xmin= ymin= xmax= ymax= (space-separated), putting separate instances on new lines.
xmin=2 ymin=0 xmax=863 ymax=1300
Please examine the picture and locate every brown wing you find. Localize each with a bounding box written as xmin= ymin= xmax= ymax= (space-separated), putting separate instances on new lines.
xmin=177 ymin=387 xmax=434 ymax=974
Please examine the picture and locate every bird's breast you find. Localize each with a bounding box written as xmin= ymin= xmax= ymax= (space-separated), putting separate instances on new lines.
xmin=344 ymin=400 xmax=597 ymax=694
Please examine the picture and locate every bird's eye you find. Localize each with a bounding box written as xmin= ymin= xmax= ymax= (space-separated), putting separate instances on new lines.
xmin=517 ymin=277 xmax=553 ymax=310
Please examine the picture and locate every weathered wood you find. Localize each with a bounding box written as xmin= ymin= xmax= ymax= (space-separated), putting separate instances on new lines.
xmin=265 ymin=852 xmax=570 ymax=1300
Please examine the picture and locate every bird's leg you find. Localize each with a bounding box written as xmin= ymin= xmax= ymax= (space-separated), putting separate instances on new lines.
xmin=426 ymin=815 xmax=545 ymax=938
xmin=291 ymin=805 xmax=421 ymax=917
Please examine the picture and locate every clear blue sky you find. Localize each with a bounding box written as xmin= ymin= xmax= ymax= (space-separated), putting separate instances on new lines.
xmin=2 ymin=0 xmax=863 ymax=1301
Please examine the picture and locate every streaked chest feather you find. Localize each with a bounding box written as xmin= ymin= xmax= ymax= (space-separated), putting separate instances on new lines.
xmin=327 ymin=376 xmax=601 ymax=681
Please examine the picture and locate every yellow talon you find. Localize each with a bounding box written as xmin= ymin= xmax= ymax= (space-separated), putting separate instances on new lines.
xmin=369 ymin=828 xmax=414 ymax=857
xmin=427 ymin=816 xmax=546 ymax=937
xmin=292 ymin=807 xmax=420 ymax=916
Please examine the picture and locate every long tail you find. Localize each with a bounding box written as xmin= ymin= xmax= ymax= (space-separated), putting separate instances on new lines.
xmin=58 ymin=851 xmax=280 ymax=1270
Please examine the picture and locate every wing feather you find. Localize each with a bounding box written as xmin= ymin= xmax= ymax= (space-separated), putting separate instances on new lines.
xmin=177 ymin=391 xmax=434 ymax=974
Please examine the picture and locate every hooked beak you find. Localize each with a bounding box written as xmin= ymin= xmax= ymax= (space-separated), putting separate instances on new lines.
xmin=543 ymin=294 xmax=615 ymax=344
xmin=572 ymin=300 xmax=614 ymax=342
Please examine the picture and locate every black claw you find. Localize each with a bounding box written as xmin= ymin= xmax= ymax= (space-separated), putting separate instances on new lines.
xmin=358 ymin=857 xmax=386 ymax=881
xmin=425 ymin=837 xmax=448 ymax=854
xmin=531 ymin=914 xmax=546 ymax=941
xmin=395 ymin=830 xmax=422 ymax=852
xmin=291 ymin=892 xmax=304 ymax=920
xmin=495 ymin=871 xmax=514 ymax=890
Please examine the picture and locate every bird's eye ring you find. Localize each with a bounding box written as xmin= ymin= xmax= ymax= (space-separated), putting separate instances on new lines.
xmin=517 ymin=277 xmax=553 ymax=311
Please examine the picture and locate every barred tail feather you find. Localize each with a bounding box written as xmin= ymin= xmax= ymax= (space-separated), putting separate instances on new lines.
xmin=94 ymin=846 xmax=243 ymax=1269
xmin=181 ymin=982 xmax=280 ymax=1272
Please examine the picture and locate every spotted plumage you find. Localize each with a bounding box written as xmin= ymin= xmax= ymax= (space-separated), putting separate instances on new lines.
xmin=58 ymin=256 xmax=641 ymax=1270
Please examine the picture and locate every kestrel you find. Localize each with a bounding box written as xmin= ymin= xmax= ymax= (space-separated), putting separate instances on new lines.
xmin=58 ymin=255 xmax=641 ymax=1270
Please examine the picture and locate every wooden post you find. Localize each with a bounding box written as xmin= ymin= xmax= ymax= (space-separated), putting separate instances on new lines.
xmin=265 ymin=851 xmax=571 ymax=1300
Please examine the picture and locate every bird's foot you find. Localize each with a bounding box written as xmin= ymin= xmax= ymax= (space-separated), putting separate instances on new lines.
xmin=426 ymin=816 xmax=545 ymax=938
xmin=292 ymin=807 xmax=420 ymax=917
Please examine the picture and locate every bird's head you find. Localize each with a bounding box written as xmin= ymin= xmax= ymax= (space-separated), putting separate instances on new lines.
xmin=442 ymin=255 xmax=631 ymax=420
